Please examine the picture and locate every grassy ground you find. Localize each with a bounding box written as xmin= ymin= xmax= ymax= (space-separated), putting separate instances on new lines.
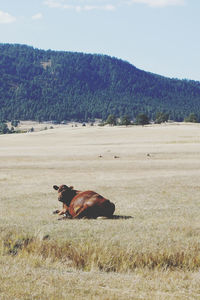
xmin=0 ymin=123 xmax=200 ymax=299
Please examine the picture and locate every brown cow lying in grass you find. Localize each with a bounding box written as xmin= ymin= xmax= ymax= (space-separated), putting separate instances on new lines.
xmin=53 ymin=185 xmax=115 ymax=219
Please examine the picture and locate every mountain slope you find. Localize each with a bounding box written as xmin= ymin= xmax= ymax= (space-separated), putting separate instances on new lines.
xmin=0 ymin=43 xmax=200 ymax=121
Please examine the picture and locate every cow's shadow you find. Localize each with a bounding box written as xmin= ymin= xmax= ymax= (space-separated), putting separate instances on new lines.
xmin=57 ymin=214 xmax=133 ymax=221
xmin=109 ymin=215 xmax=133 ymax=220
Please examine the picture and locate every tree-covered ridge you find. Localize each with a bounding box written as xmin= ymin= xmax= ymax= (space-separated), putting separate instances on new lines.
xmin=0 ymin=43 xmax=200 ymax=122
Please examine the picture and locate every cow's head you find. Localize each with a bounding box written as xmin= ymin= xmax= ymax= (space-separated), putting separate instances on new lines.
xmin=53 ymin=184 xmax=75 ymax=205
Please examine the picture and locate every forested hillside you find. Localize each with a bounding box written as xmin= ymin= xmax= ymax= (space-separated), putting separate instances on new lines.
xmin=0 ymin=43 xmax=200 ymax=122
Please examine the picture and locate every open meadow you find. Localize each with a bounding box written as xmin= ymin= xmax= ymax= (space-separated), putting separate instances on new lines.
xmin=0 ymin=123 xmax=200 ymax=299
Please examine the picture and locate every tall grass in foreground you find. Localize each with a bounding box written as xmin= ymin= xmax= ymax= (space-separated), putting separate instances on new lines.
xmin=1 ymin=232 xmax=200 ymax=272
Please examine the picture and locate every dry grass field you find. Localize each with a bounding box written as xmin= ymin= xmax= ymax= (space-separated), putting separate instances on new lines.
xmin=0 ymin=123 xmax=200 ymax=299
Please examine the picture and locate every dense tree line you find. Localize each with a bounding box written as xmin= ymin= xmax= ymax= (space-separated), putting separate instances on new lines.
xmin=0 ymin=43 xmax=200 ymax=122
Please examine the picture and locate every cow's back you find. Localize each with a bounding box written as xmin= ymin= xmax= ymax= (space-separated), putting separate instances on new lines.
xmin=69 ymin=190 xmax=115 ymax=218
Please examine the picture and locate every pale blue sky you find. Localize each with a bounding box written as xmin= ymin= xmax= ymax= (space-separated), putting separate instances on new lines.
xmin=0 ymin=0 xmax=200 ymax=80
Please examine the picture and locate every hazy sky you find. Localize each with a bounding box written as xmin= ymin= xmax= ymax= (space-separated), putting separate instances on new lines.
xmin=0 ymin=0 xmax=200 ymax=81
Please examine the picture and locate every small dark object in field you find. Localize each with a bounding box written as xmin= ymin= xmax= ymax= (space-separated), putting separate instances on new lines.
xmin=42 ymin=235 xmax=50 ymax=240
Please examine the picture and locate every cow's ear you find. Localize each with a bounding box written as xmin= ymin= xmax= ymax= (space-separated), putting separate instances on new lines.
xmin=69 ymin=186 xmax=74 ymax=190
xmin=53 ymin=185 xmax=59 ymax=190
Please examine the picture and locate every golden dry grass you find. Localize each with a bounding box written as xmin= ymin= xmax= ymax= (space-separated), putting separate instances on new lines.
xmin=0 ymin=122 xmax=200 ymax=299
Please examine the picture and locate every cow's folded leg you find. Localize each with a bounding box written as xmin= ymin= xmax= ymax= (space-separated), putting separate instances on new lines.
xmin=72 ymin=204 xmax=89 ymax=218
xmin=58 ymin=208 xmax=68 ymax=215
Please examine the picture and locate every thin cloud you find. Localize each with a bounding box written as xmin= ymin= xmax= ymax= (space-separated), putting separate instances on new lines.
xmin=78 ymin=4 xmax=115 ymax=11
xmin=32 ymin=13 xmax=43 ymax=20
xmin=44 ymin=1 xmax=116 ymax=12
xmin=128 ymin=0 xmax=186 ymax=7
xmin=43 ymin=0 xmax=63 ymax=8
xmin=44 ymin=0 xmax=186 ymax=12
xmin=0 ymin=10 xmax=16 ymax=24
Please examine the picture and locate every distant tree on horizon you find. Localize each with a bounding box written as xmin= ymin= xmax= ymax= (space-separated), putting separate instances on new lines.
xmin=184 ymin=113 xmax=198 ymax=123
xmin=155 ymin=112 xmax=169 ymax=124
xmin=135 ymin=113 xmax=149 ymax=125
xmin=0 ymin=122 xmax=10 ymax=134
xmin=120 ymin=115 xmax=131 ymax=126
xmin=106 ymin=114 xmax=117 ymax=126
xmin=11 ymin=120 xmax=20 ymax=127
